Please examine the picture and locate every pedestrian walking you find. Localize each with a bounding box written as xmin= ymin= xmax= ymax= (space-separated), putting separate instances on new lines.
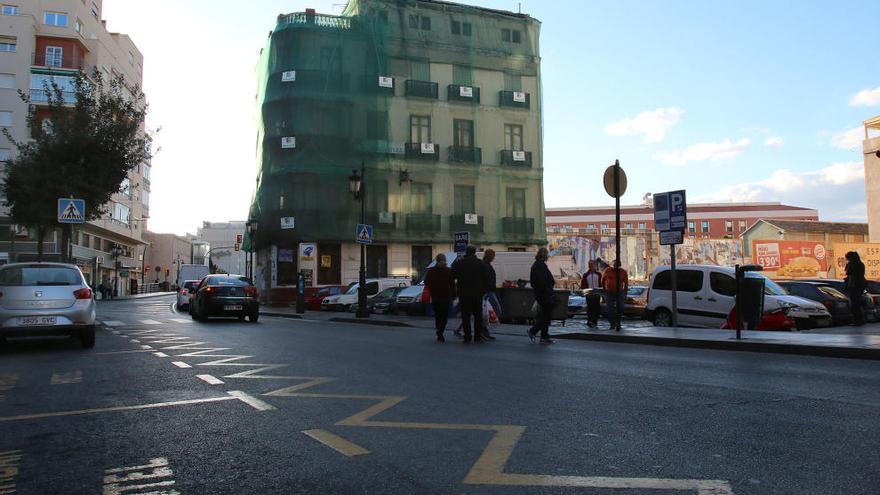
xmin=482 ymin=249 xmax=500 ymax=340
xmin=97 ymin=282 xmax=106 ymax=300
xmin=580 ymin=260 xmax=602 ymax=328
xmin=451 ymin=245 xmax=490 ymax=343
xmin=601 ymin=260 xmax=628 ymax=330
xmin=528 ymin=247 xmax=556 ymax=344
xmin=424 ymin=253 xmax=455 ymax=342
xmin=844 ymin=251 xmax=867 ymax=326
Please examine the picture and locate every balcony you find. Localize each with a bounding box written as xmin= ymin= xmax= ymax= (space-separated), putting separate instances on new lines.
xmin=278 ymin=12 xmax=355 ymax=30
xmin=502 ymin=217 xmax=535 ymax=236
xmin=404 ymin=142 xmax=440 ymax=161
xmin=368 ymin=212 xmax=397 ymax=231
xmin=449 ymin=214 xmax=483 ymax=233
xmin=499 ymin=90 xmax=530 ymax=109
xmin=447 ymin=146 xmax=481 ymax=164
xmin=406 ymin=214 xmax=441 ymax=232
xmin=405 ymin=80 xmax=439 ymax=99
xmin=29 ymin=88 xmax=76 ymax=105
xmin=500 ymin=150 xmax=533 ymax=167
xmin=32 ymin=52 xmax=93 ymax=73
xmin=447 ymin=84 xmax=480 ymax=104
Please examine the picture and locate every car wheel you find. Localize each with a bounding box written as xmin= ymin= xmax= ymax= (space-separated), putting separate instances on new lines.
xmin=80 ymin=326 xmax=96 ymax=348
xmin=238 ymin=315 xmax=246 ymax=321
xmin=249 ymin=312 xmax=259 ymax=323
xmin=653 ymin=308 xmax=672 ymax=327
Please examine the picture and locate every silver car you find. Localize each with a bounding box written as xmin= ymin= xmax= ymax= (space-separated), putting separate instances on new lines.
xmin=0 ymin=263 xmax=97 ymax=348
xmin=176 ymin=280 xmax=200 ymax=310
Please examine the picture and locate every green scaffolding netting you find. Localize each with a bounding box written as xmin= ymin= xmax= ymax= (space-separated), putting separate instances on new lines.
xmin=250 ymin=0 xmax=545 ymax=249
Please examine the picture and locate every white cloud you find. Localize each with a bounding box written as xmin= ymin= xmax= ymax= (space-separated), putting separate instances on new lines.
xmin=831 ymin=127 xmax=863 ymax=150
xmin=696 ymin=162 xmax=866 ymax=221
xmin=653 ymin=138 xmax=751 ymax=166
xmin=605 ymin=107 xmax=684 ymax=143
xmin=764 ymin=136 xmax=784 ymax=148
xmin=850 ymin=87 xmax=880 ymax=107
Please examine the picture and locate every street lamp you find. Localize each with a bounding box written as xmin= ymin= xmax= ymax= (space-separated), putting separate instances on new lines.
xmin=246 ymin=219 xmax=258 ymax=280
xmin=349 ymin=163 xmax=368 ymax=319
xmin=110 ymin=245 xmax=123 ymax=298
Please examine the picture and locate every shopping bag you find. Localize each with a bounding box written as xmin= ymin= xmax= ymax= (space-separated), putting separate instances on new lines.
xmin=483 ymin=297 xmax=499 ymax=327
xmin=420 ymin=286 xmax=431 ymax=303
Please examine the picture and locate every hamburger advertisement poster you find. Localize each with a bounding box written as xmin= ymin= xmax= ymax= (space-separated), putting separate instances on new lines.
xmin=752 ymin=241 xmax=828 ymax=278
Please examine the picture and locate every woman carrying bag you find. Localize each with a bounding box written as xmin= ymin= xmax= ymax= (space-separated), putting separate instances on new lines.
xmin=424 ymin=253 xmax=455 ymax=342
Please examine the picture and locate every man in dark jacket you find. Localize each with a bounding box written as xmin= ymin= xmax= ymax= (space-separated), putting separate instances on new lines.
xmin=528 ymin=247 xmax=556 ymax=344
xmin=451 ymin=245 xmax=489 ymax=343
xmin=844 ymin=251 xmax=867 ymax=326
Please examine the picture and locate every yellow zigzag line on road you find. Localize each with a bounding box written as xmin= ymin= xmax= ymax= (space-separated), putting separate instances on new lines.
xmin=128 ymin=330 xmax=734 ymax=494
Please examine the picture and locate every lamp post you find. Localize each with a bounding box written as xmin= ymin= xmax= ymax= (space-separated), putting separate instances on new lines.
xmin=110 ymin=245 xmax=123 ymax=299
xmin=349 ymin=163 xmax=369 ymax=319
xmin=246 ymin=219 xmax=258 ymax=280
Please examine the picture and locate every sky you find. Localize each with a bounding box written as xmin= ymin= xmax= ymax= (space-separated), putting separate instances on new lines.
xmin=102 ymin=0 xmax=880 ymax=236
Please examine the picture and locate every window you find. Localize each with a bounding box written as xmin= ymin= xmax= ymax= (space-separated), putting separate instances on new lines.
xmin=462 ymin=22 xmax=472 ymax=36
xmin=701 ymin=221 xmax=710 ymax=232
xmin=0 ymin=148 xmax=10 ymax=162
xmin=652 ymin=269 xmax=703 ymax=292
xmin=725 ymin=220 xmax=733 ymax=232
xmin=453 ymin=119 xmax=473 ymax=148
xmin=90 ymin=2 xmax=99 ymax=18
xmin=408 ymin=14 xmax=430 ymax=30
xmin=410 ymin=115 xmax=431 ymax=143
xmin=410 ymin=60 xmax=430 ymax=81
xmin=411 ymin=182 xmax=432 ymax=214
xmin=0 ymin=111 xmax=12 ymax=127
xmin=75 ymin=18 xmax=82 ymax=34
xmin=451 ymin=20 xmax=460 ymax=35
xmin=506 ymin=188 xmax=526 ymax=218
xmin=45 ymin=46 xmax=63 ymax=67
xmin=739 ymin=220 xmax=747 ymax=231
xmin=141 ymin=189 xmax=149 ymax=206
xmin=688 ymin=221 xmax=696 ymax=234
xmin=81 ymin=233 xmax=91 ymax=249
xmin=366 ymin=245 xmax=388 ymax=279
xmin=0 ymin=41 xmax=15 ymax=52
xmin=31 ymin=74 xmax=75 ymax=92
xmin=710 ymin=272 xmax=736 ymax=297
xmin=421 ymin=16 xmax=431 ymax=30
xmin=113 ymin=203 xmax=130 ymax=225
xmin=0 ymin=73 xmax=13 ymax=89
xmin=366 ymin=110 xmax=388 ymax=140
xmin=120 ymin=178 xmax=131 ymax=198
xmin=44 ymin=11 xmax=68 ymax=27
xmin=451 ymin=20 xmax=472 ymax=36
xmin=503 ymin=72 xmax=522 ymax=91
xmin=502 ymin=28 xmax=522 ymax=43
xmin=452 ymin=65 xmax=472 ymax=86
xmin=504 ymin=124 xmax=523 ymax=151
xmin=625 ymin=223 xmax=633 ymax=229
xmin=587 ymin=224 xmax=595 ymax=229
xmin=639 ymin=222 xmax=647 ymax=230
xmin=501 ymin=28 xmax=510 ymax=42
xmin=143 ymin=164 xmax=151 ymax=181
xmin=454 ymin=185 xmax=475 ymax=215
xmin=601 ymin=223 xmax=608 ymax=230
xmin=1 ymin=5 xmax=18 ymax=15
xmin=512 ymin=30 xmax=521 ymax=43
xmin=408 ymin=14 xmax=418 ymax=29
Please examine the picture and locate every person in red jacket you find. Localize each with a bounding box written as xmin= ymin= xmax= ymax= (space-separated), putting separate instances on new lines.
xmin=424 ymin=253 xmax=455 ymax=342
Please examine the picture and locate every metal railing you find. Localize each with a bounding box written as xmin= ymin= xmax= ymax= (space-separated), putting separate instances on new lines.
xmin=404 ymin=80 xmax=439 ymax=99
xmin=500 ymin=150 xmax=533 ymax=167
xmin=32 ymin=52 xmax=94 ymax=74
xmin=29 ymin=88 xmax=76 ymax=105
xmin=447 ymin=146 xmax=482 ymax=164
xmin=278 ymin=12 xmax=354 ymax=29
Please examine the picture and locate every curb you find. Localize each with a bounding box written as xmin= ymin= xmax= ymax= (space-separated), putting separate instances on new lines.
xmin=259 ymin=311 xmax=304 ymax=320
xmin=328 ymin=317 xmax=413 ymax=328
xmin=97 ymin=292 xmax=176 ymax=302
xmin=554 ymin=332 xmax=880 ymax=360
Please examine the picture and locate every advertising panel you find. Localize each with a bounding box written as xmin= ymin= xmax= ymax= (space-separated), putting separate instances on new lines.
xmin=832 ymin=243 xmax=880 ymax=280
xmin=751 ymin=241 xmax=828 ymax=278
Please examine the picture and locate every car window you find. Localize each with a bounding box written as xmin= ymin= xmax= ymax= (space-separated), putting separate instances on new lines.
xmin=367 ymin=282 xmax=379 ymax=296
xmin=206 ymin=276 xmax=250 ymax=287
xmin=376 ymin=288 xmax=396 ymax=298
xmin=709 ymin=273 xmax=736 ymax=297
xmin=184 ymin=281 xmax=198 ymax=290
xmin=817 ymin=286 xmax=846 ymax=299
xmin=0 ymin=266 xmax=82 ymax=286
xmin=745 ymin=273 xmax=787 ymax=295
xmin=345 ymin=284 xmax=359 ymax=295
xmin=628 ymin=287 xmax=645 ymax=296
xmin=651 ymin=270 xmax=702 ymax=292
xmin=866 ymin=281 xmax=880 ymax=294
xmin=651 ymin=271 xmax=671 ymax=290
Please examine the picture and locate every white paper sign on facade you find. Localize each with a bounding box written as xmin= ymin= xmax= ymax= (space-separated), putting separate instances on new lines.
xmin=281 ymin=137 xmax=296 ymax=149
xmin=464 ymin=213 xmax=479 ymax=225
xmin=378 ymin=76 xmax=393 ymax=88
xmin=389 ymin=142 xmax=405 ymax=155
xmin=513 ymin=91 xmax=526 ymax=103
xmin=280 ymin=217 xmax=295 ymax=230
xmin=512 ymin=151 xmax=526 ymax=161
xmin=281 ymin=70 xmax=296 ymax=82
xmin=379 ymin=211 xmax=394 ymax=224
xmin=421 ymin=142 xmax=435 ymax=154
xmin=459 ymin=86 xmax=473 ymax=98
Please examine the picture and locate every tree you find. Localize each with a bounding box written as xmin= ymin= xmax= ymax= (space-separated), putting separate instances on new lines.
xmin=2 ymin=71 xmax=151 ymax=260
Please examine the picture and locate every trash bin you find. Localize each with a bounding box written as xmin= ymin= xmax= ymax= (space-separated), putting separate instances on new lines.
xmin=738 ymin=277 xmax=765 ymax=328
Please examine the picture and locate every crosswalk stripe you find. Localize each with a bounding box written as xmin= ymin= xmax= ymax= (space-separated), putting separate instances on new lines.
xmin=103 ymin=321 xmax=126 ymax=327
xmin=141 ymin=320 xmax=162 ymax=325
xmin=171 ymin=361 xmax=191 ymax=369
xmin=196 ymin=375 xmax=224 ymax=385
xmin=170 ymin=318 xmax=192 ymax=324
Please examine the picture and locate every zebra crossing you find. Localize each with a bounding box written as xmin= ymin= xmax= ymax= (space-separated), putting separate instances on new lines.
xmin=101 ymin=317 xmax=193 ymax=327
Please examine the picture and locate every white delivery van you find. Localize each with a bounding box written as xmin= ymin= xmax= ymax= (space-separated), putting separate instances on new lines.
xmin=177 ymin=264 xmax=209 ymax=288
xmin=321 ymin=277 xmax=410 ymax=311
xmin=643 ymin=264 xmax=831 ymax=330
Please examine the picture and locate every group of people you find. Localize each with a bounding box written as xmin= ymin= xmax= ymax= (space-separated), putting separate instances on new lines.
xmin=580 ymin=259 xmax=629 ymax=330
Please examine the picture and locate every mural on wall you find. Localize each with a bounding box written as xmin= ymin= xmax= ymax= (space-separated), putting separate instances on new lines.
xmin=655 ymin=239 xmax=745 ymax=268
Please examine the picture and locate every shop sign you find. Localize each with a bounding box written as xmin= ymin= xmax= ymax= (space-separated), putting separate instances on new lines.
xmin=752 ymin=240 xmax=828 ymax=278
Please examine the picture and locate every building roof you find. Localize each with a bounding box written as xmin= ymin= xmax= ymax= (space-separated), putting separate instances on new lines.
xmin=747 ymin=219 xmax=869 ymax=236
xmin=341 ymin=0 xmax=536 ymax=21
xmin=546 ymin=202 xmax=817 ymax=218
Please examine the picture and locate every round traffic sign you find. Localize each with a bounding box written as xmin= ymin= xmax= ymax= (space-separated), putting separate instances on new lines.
xmin=603 ymin=163 xmax=627 ymax=198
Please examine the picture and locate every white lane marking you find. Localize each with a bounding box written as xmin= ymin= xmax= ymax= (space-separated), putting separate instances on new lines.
xmin=141 ymin=320 xmax=162 ymax=325
xmin=196 ymin=375 xmax=224 ymax=385
xmin=95 ymin=349 xmax=155 ymax=356
xmin=130 ymin=339 xmax=141 ymax=343
xmin=171 ymin=361 xmax=191 ymax=369
xmin=227 ymin=390 xmax=276 ymax=411
xmin=0 ymin=374 xmax=18 ymax=402
xmin=0 ymin=395 xmax=238 ymax=422
xmin=102 ymin=457 xmax=177 ymax=495
xmin=111 ymin=330 xmax=120 ymax=335
xmin=153 ymin=352 xmax=169 ymax=358
xmin=103 ymin=321 xmax=126 ymax=327
xmin=170 ymin=318 xmax=192 ymax=324
xmin=0 ymin=450 xmax=22 ymax=494
xmin=50 ymin=371 xmax=82 ymax=385
xmin=140 ymin=345 xmax=154 ymax=350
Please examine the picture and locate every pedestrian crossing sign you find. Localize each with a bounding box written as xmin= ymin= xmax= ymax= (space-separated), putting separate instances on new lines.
xmin=58 ymin=198 xmax=85 ymax=224
xmin=356 ymin=224 xmax=373 ymax=244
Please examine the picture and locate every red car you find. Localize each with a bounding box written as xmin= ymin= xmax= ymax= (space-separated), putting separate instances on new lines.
xmin=721 ymin=306 xmax=797 ymax=331
xmin=304 ymin=285 xmax=347 ymax=311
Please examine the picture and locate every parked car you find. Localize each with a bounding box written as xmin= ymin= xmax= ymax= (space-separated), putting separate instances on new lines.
xmin=777 ymin=281 xmax=852 ymax=326
xmin=350 ymin=286 xmax=406 ymax=314
xmin=0 ymin=263 xmax=96 ymax=348
xmin=396 ymin=284 xmax=427 ymax=315
xmin=571 ymin=286 xmax=648 ymax=319
xmin=189 ymin=274 xmax=259 ymax=322
xmin=304 ymin=285 xmax=347 ymax=311
xmin=176 ymin=264 xmax=209 ymax=289
xmin=321 ymin=277 xmax=409 ymax=312
xmin=721 ymin=306 xmax=797 ymax=331
xmin=643 ymin=264 xmax=831 ymax=330
xmin=801 ymin=279 xmax=880 ymax=323
xmin=176 ymin=279 xmax=201 ymax=310
xmin=567 ymin=291 xmax=587 ymax=318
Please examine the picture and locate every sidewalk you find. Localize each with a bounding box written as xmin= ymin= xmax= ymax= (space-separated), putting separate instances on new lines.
xmin=259 ymin=305 xmax=880 ymax=360
xmin=96 ymin=291 xmax=176 ymax=301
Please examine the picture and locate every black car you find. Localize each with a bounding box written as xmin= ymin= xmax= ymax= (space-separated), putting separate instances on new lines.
xmin=350 ymin=287 xmax=406 ymax=315
xmin=801 ymin=278 xmax=879 ymax=322
xmin=777 ymin=281 xmax=851 ymax=326
xmin=189 ymin=275 xmax=259 ymax=322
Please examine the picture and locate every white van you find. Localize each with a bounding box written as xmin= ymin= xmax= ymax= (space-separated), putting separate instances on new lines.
xmin=643 ymin=264 xmax=831 ymax=330
xmin=321 ymin=277 xmax=410 ymax=311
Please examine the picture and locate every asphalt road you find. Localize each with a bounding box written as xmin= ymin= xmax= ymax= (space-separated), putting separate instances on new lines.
xmin=0 ymin=295 xmax=878 ymax=495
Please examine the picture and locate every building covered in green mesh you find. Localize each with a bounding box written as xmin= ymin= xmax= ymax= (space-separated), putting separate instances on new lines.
xmin=249 ymin=0 xmax=545 ymax=289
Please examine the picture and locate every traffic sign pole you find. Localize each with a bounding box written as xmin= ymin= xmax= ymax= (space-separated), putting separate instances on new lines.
xmin=671 ymin=245 xmax=678 ymax=328
xmin=614 ymin=160 xmax=621 ymax=331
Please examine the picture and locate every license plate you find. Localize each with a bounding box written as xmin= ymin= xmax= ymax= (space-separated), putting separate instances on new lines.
xmin=20 ymin=316 xmax=57 ymax=326
xmin=224 ymin=305 xmax=243 ymax=311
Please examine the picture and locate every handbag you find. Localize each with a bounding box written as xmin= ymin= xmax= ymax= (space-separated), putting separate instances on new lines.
xmin=420 ymin=285 xmax=431 ymax=303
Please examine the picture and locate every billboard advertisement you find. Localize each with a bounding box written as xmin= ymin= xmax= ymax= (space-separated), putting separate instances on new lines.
xmin=832 ymin=243 xmax=880 ymax=280
xmin=751 ymin=241 xmax=828 ymax=278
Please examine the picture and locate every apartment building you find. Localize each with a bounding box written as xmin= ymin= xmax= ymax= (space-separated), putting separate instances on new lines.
xmin=0 ymin=0 xmax=150 ymax=295
xmin=864 ymin=116 xmax=880 ymax=242
xmin=250 ymin=0 xmax=544 ymax=289
xmin=143 ymin=231 xmax=193 ymax=287
xmin=196 ymin=221 xmax=247 ymax=276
